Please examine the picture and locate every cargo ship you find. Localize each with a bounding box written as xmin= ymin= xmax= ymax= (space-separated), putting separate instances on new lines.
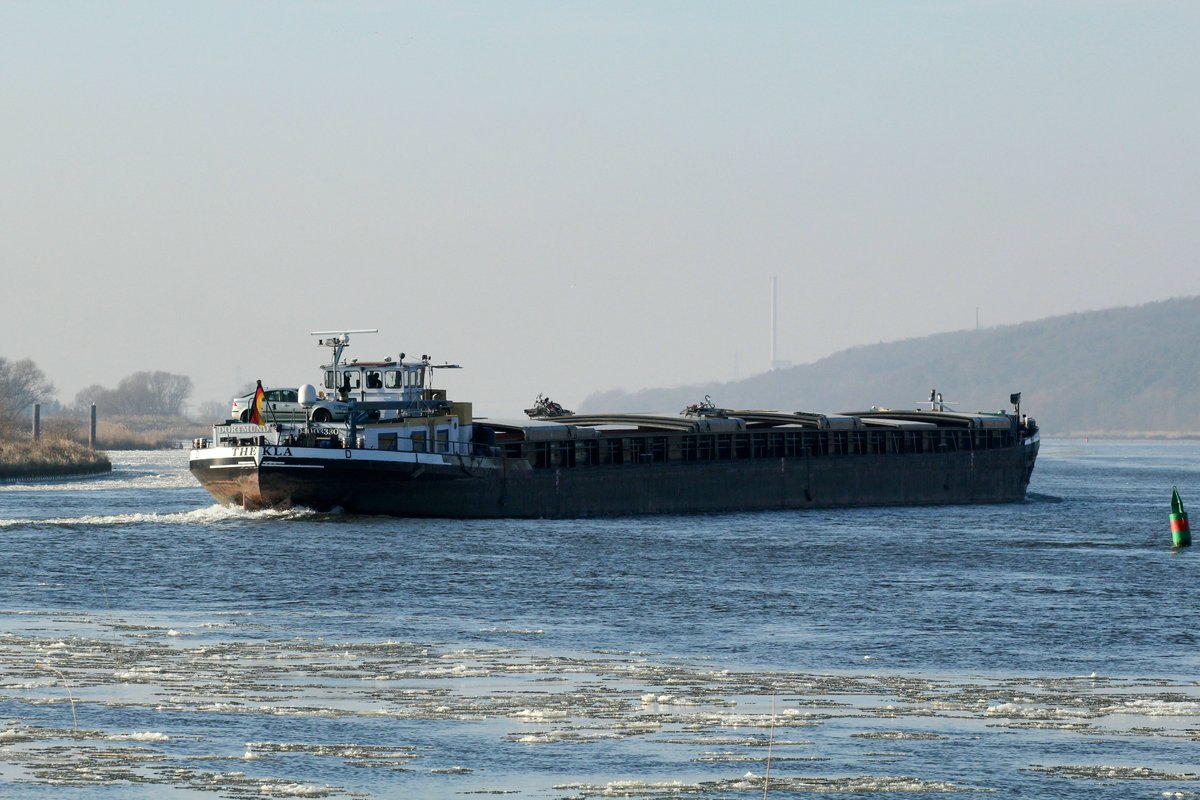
xmin=189 ymin=332 xmax=1040 ymax=518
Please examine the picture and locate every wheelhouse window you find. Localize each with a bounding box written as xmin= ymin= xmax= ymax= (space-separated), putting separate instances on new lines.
xmin=384 ymin=369 xmax=402 ymax=389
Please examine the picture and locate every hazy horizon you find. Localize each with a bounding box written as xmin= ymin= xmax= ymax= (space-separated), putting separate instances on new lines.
xmin=4 ymin=2 xmax=1198 ymax=416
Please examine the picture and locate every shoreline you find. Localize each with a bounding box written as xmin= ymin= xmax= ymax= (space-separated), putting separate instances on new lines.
xmin=0 ymin=461 xmax=113 ymax=481
xmin=0 ymin=438 xmax=113 ymax=481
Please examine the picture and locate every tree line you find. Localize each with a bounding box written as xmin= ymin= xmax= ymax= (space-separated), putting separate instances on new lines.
xmin=0 ymin=356 xmax=193 ymax=433
xmin=0 ymin=358 xmax=54 ymax=433
xmin=74 ymin=371 xmax=193 ymax=417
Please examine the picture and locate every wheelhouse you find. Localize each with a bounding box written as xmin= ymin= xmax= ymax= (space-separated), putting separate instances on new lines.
xmin=323 ymin=361 xmax=428 ymax=403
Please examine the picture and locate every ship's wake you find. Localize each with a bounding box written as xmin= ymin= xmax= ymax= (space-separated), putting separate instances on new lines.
xmin=0 ymin=504 xmax=327 ymax=529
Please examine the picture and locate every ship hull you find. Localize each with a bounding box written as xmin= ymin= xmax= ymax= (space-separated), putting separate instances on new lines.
xmin=190 ymin=435 xmax=1040 ymax=518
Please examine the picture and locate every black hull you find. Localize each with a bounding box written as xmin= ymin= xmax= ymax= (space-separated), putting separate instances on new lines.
xmin=190 ymin=438 xmax=1039 ymax=518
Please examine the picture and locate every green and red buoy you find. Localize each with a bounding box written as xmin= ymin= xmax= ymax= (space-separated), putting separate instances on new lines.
xmin=1170 ymin=486 xmax=1191 ymax=548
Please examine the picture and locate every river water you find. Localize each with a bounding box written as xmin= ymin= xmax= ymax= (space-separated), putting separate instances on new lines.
xmin=0 ymin=440 xmax=1197 ymax=798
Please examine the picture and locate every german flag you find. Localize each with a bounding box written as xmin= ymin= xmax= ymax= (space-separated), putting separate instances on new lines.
xmin=249 ymin=380 xmax=266 ymax=425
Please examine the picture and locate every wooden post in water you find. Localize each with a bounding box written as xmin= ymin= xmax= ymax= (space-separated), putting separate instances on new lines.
xmin=89 ymin=403 xmax=97 ymax=450
xmin=32 ymin=403 xmax=41 ymax=441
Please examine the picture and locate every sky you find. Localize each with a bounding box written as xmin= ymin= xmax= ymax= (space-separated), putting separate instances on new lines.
xmin=3 ymin=1 xmax=1198 ymax=417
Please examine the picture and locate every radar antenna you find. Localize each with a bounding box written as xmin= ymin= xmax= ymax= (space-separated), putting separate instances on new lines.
xmin=310 ymin=329 xmax=378 ymax=366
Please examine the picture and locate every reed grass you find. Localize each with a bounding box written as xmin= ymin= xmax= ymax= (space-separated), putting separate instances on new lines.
xmin=0 ymin=412 xmax=207 ymax=478
xmin=34 ymin=415 xmax=208 ymax=450
xmin=0 ymin=437 xmax=111 ymax=479
xmin=93 ymin=419 xmax=187 ymax=450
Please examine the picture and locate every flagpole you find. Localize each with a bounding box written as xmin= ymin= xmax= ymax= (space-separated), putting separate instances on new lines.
xmin=264 ymin=385 xmax=279 ymax=425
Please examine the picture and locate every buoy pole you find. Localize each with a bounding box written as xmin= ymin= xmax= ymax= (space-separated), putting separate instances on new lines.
xmin=1170 ymin=486 xmax=1191 ymax=548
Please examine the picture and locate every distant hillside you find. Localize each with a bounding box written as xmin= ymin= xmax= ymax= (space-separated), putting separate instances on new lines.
xmin=581 ymin=296 xmax=1200 ymax=436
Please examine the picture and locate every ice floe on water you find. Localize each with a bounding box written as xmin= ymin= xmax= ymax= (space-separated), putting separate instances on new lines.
xmin=479 ymin=626 xmax=544 ymax=635
xmin=105 ymin=731 xmax=171 ymax=742
xmin=1 ymin=610 xmax=1199 ymax=798
xmin=1030 ymin=765 xmax=1200 ymax=781
xmin=986 ymin=701 xmax=1080 ymax=720
xmin=1101 ymin=698 xmax=1200 ymax=716
xmin=552 ymin=774 xmax=971 ymax=796
xmin=259 ymin=783 xmax=338 ymax=798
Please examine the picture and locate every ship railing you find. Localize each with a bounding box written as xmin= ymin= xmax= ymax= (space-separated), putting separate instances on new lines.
xmin=366 ymin=439 xmax=498 ymax=458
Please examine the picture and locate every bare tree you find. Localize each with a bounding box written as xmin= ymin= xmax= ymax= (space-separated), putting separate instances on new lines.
xmin=141 ymin=371 xmax=193 ymax=417
xmin=0 ymin=357 xmax=56 ymax=430
xmin=72 ymin=385 xmax=116 ymax=414
xmin=74 ymin=371 xmax=194 ymax=417
xmin=194 ymin=399 xmax=230 ymax=423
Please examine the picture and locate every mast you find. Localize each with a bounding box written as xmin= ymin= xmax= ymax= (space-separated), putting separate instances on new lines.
xmin=311 ymin=329 xmax=378 ymax=367
xmin=770 ymin=276 xmax=778 ymax=370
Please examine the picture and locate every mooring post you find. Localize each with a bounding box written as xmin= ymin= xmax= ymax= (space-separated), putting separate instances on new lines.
xmin=32 ymin=403 xmax=41 ymax=441
xmin=89 ymin=403 xmax=97 ymax=450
